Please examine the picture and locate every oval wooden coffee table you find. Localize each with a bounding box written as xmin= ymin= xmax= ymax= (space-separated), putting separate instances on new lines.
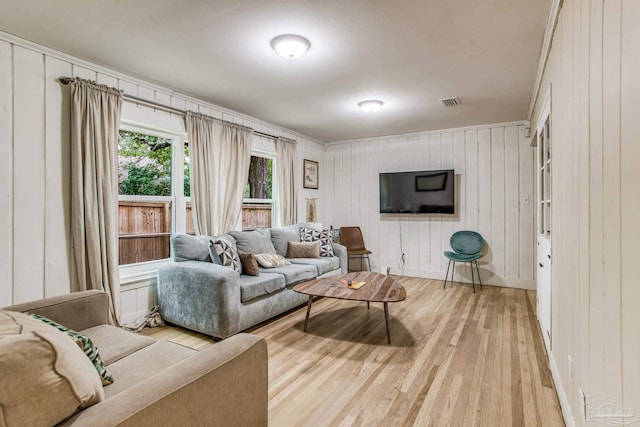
xmin=293 ymin=271 xmax=406 ymax=344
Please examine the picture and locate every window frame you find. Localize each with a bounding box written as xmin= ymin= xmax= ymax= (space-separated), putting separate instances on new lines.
xmin=118 ymin=120 xmax=190 ymax=277
xmin=242 ymin=148 xmax=277 ymax=229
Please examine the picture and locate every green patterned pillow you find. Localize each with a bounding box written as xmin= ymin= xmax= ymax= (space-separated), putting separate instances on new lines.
xmin=30 ymin=314 xmax=113 ymax=386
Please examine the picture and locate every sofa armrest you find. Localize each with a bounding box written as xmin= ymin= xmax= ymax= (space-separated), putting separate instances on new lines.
xmin=332 ymin=243 xmax=348 ymax=274
xmin=2 ymin=290 xmax=111 ymax=330
xmin=157 ymin=261 xmax=241 ymax=338
xmin=61 ymin=333 xmax=267 ymax=427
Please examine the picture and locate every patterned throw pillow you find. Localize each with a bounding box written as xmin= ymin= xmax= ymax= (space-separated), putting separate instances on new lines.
xmin=300 ymin=227 xmax=334 ymax=257
xmin=207 ymin=241 xmax=223 ymax=265
xmin=211 ymin=236 xmax=241 ymax=273
xmin=30 ymin=314 xmax=113 ymax=386
xmin=254 ymin=253 xmax=292 ymax=268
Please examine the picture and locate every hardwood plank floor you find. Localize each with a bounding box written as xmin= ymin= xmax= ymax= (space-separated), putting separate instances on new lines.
xmin=145 ymin=276 xmax=564 ymax=427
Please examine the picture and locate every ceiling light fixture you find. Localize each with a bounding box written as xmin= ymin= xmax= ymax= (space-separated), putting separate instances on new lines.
xmin=358 ymin=100 xmax=384 ymax=113
xmin=271 ymin=34 xmax=310 ymax=59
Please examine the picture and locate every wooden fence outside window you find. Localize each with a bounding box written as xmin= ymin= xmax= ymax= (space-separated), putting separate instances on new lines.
xmin=118 ymin=201 xmax=271 ymax=265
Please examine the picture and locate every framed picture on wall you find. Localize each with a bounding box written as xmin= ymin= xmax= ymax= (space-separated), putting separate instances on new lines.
xmin=303 ymin=159 xmax=319 ymax=189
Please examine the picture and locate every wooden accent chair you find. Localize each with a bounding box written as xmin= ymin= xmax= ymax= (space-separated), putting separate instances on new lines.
xmin=340 ymin=226 xmax=372 ymax=271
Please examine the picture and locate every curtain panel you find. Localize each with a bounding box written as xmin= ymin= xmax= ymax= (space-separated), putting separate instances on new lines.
xmin=276 ymin=137 xmax=298 ymax=226
xmin=186 ymin=112 xmax=253 ymax=236
xmin=70 ymin=78 xmax=123 ymax=325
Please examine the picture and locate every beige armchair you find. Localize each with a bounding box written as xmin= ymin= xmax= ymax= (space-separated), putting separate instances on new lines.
xmin=3 ymin=290 xmax=268 ymax=426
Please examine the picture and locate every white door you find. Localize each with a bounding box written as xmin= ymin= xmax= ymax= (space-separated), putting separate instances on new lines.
xmin=536 ymin=91 xmax=552 ymax=353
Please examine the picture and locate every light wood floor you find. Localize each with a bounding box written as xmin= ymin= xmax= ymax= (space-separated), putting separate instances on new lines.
xmin=146 ymin=277 xmax=565 ymax=427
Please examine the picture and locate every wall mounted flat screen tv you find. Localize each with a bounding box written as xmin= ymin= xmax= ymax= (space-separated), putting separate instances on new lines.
xmin=379 ymin=169 xmax=455 ymax=214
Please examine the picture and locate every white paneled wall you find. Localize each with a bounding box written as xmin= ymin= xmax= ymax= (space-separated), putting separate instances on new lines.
xmin=0 ymin=33 xmax=325 ymax=323
xmin=322 ymin=123 xmax=535 ymax=289
xmin=528 ymin=0 xmax=640 ymax=425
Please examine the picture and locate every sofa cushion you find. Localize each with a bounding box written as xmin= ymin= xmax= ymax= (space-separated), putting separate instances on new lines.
xmin=171 ymin=233 xmax=212 ymax=262
xmin=286 ymin=241 xmax=320 ymax=258
xmin=212 ymin=236 xmax=242 ymax=273
xmin=260 ymin=263 xmax=318 ymax=285
xmin=81 ymin=324 xmax=155 ymax=366
xmin=289 ymin=257 xmax=340 ymax=276
xmin=239 ymin=252 xmax=260 ymax=276
xmin=269 ymin=224 xmax=302 ymax=256
xmin=0 ymin=330 xmax=104 ymax=427
xmin=300 ymin=227 xmax=335 ymax=257
xmin=103 ymin=341 xmax=196 ymax=398
xmin=230 ymin=229 xmax=276 ymax=255
xmin=239 ymin=273 xmax=286 ymax=303
xmin=31 ymin=314 xmax=113 ymax=385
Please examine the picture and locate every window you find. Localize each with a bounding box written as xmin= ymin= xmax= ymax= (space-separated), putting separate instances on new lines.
xmin=242 ymin=153 xmax=275 ymax=230
xmin=118 ymin=125 xmax=189 ymax=265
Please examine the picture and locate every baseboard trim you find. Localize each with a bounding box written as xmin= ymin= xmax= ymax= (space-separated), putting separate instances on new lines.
xmin=549 ymin=350 xmax=575 ymax=427
xmin=385 ymin=267 xmax=536 ymax=290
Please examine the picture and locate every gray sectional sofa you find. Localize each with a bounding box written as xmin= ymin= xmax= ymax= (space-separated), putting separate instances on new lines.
xmin=158 ymin=224 xmax=347 ymax=339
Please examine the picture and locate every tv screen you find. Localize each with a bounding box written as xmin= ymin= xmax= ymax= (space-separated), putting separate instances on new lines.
xmin=379 ymin=169 xmax=455 ymax=214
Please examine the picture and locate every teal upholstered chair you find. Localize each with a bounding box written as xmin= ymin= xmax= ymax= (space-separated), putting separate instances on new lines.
xmin=443 ymin=230 xmax=484 ymax=293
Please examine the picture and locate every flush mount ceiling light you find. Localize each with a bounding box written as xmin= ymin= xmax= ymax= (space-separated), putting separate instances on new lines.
xmin=270 ymin=34 xmax=311 ymax=59
xmin=358 ymin=100 xmax=384 ymax=113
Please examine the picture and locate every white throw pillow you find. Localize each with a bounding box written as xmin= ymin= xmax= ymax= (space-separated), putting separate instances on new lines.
xmin=255 ymin=253 xmax=292 ymax=268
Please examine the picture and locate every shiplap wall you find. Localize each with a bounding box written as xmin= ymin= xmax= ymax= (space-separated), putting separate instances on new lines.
xmin=322 ymin=123 xmax=536 ymax=289
xmin=529 ymin=0 xmax=640 ymax=425
xmin=0 ymin=33 xmax=325 ymax=322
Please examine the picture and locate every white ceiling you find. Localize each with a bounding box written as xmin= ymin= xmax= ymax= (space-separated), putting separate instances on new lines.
xmin=0 ymin=0 xmax=551 ymax=142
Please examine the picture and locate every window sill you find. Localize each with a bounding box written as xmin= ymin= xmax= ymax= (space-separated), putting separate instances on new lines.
xmin=119 ymin=259 xmax=171 ymax=288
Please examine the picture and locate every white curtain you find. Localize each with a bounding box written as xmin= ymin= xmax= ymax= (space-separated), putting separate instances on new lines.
xmin=70 ymin=78 xmax=122 ymax=325
xmin=276 ymin=137 xmax=298 ymax=226
xmin=186 ymin=112 xmax=253 ymax=235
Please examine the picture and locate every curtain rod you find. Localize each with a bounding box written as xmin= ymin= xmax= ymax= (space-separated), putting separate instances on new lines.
xmin=58 ymin=76 xmax=280 ymax=141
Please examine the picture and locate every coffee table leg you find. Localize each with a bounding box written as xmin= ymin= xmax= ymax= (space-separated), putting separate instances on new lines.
xmin=384 ymin=302 xmax=391 ymax=344
xmin=304 ymin=296 xmax=313 ymax=332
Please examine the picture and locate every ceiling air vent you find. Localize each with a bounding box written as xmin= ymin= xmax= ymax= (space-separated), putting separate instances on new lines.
xmin=439 ymin=97 xmax=461 ymax=107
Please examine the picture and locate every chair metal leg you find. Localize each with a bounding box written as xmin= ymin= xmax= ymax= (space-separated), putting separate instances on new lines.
xmin=365 ymin=255 xmax=371 ymax=271
xmin=360 ymin=256 xmax=363 ymax=271
xmin=470 ymin=261 xmax=476 ymax=293
xmin=452 ymin=261 xmax=456 ymax=283
xmin=474 ymin=260 xmax=482 ymax=286
xmin=444 ymin=259 xmax=451 ymax=289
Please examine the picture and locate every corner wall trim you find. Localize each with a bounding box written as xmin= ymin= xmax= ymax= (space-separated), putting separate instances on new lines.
xmin=526 ymin=0 xmax=563 ymax=121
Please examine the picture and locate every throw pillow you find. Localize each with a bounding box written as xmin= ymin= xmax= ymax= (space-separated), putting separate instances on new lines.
xmin=238 ymin=252 xmax=260 ymax=276
xmin=0 ymin=330 xmax=104 ymax=427
xmin=31 ymin=313 xmax=113 ymax=386
xmin=211 ymin=236 xmax=241 ymax=273
xmin=255 ymin=253 xmax=291 ymax=268
xmin=286 ymin=241 xmax=321 ymax=258
xmin=207 ymin=241 xmax=223 ymax=265
xmin=300 ymin=227 xmax=335 ymax=257
xmin=229 ymin=229 xmax=277 ymax=255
